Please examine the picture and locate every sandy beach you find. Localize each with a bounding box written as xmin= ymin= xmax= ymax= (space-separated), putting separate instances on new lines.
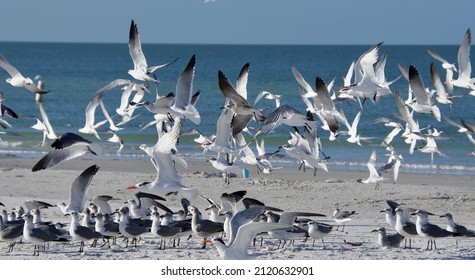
xmin=1 ymin=154 xmax=475 ymax=261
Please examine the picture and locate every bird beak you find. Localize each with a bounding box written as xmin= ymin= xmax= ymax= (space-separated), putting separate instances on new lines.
xmin=371 ymin=229 xmax=378 ymax=233
xmin=126 ymin=185 xmax=138 ymax=190
xmin=426 ymin=212 xmax=435 ymax=216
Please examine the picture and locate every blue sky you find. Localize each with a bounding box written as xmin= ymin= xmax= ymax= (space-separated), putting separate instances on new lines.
xmin=1 ymin=0 xmax=474 ymax=45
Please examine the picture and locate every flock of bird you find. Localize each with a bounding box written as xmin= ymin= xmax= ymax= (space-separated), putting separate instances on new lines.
xmin=0 ymin=20 xmax=475 ymax=259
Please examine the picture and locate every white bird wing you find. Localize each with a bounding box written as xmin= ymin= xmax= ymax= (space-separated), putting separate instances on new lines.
xmin=355 ymin=42 xmax=383 ymax=84
xmin=213 ymin=108 xmax=234 ymax=147
xmin=68 ymin=165 xmax=99 ymax=212
xmin=174 ymin=55 xmax=195 ymax=110
xmin=315 ymin=77 xmax=336 ymax=112
xmin=96 ymin=79 xmax=133 ymax=95
xmin=256 ymin=139 xmax=265 ymax=156
xmin=128 ymin=20 xmax=147 ymax=70
xmin=154 ymin=117 xmax=182 ymax=154
xmin=367 ymin=150 xmax=379 ymax=177
xmin=374 ymin=51 xmax=388 ymax=84
xmin=99 ymin=100 xmax=121 ymax=132
xmin=344 ymin=61 xmax=355 ymax=86
xmin=0 ymin=53 xmax=22 ymax=78
xmin=254 ymin=91 xmax=270 ymax=105
xmin=393 ymin=159 xmax=401 ymax=184
xmin=37 ymin=102 xmax=57 ymax=139
xmin=228 ymin=205 xmax=265 ymax=245
xmin=291 ymin=65 xmax=316 ymax=96
xmin=349 ymin=111 xmax=362 ymax=137
xmin=230 ymin=222 xmax=292 ymax=258
xmin=235 ymin=63 xmax=250 ymax=99
xmin=92 ymin=195 xmax=113 ymax=214
xmin=427 ymin=49 xmax=450 ymax=65
xmin=430 ymin=62 xmax=449 ymax=101
xmin=395 ymin=92 xmax=417 ymax=131
xmin=457 ymin=28 xmax=472 ymax=82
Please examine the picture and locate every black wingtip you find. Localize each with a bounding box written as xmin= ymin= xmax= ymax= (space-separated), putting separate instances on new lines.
xmin=408 ymin=65 xmax=418 ymax=80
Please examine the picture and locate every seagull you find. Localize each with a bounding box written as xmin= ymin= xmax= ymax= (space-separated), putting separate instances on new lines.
xmin=449 ymin=28 xmax=475 ymax=94
xmin=197 ymin=107 xmax=242 ymax=157
xmin=336 ymin=42 xmax=392 ymax=102
xmin=427 ymin=48 xmax=457 ymax=95
xmin=169 ymin=54 xmax=201 ymax=125
xmin=0 ymin=53 xmax=49 ymax=94
xmin=127 ymin=20 xmax=178 ymax=83
xmin=439 ymin=212 xmax=475 ymax=246
xmin=412 ymin=209 xmax=459 ymax=250
xmin=188 ymin=205 xmax=224 ymax=249
xmin=0 ymin=215 xmax=23 ymax=252
xmin=56 ymin=165 xmax=100 ymax=214
xmin=150 ymin=208 xmax=186 ymax=250
xmin=306 ymin=221 xmax=333 ymax=247
xmin=93 ymin=212 xmax=120 ymax=248
xmin=117 ymin=206 xmax=150 ymax=248
xmin=430 ymin=62 xmax=453 ymax=107
xmin=218 ymin=70 xmax=266 ymax=123
xmin=69 ymin=211 xmax=102 ymax=252
xmin=332 ymin=209 xmax=357 ymax=232
xmin=207 ymin=155 xmax=242 ymax=185
xmin=356 ymin=150 xmax=385 ymax=189
xmin=22 ymin=212 xmax=68 ymax=256
xmin=382 ymin=199 xmax=416 ymax=230
xmin=125 ymin=191 xmax=166 ymax=219
xmin=371 ymin=227 xmax=405 ymax=248
xmin=407 ymin=65 xmax=441 ymax=121
xmin=96 ymin=78 xmax=148 ymax=124
xmin=31 ymin=132 xmax=102 ymax=172
xmin=344 ymin=111 xmax=374 ymax=146
xmin=254 ymin=91 xmax=281 ymax=108
xmin=291 ymin=66 xmax=342 ymax=138
xmin=127 ymin=117 xmax=198 ymax=199
xmin=30 ymin=101 xmax=58 ymax=146
xmin=394 ymin=207 xmax=418 ymax=249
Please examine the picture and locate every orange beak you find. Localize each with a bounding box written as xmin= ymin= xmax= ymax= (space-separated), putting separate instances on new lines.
xmin=126 ymin=185 xmax=138 ymax=190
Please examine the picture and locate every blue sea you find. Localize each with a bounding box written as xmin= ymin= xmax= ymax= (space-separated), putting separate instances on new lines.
xmin=0 ymin=42 xmax=474 ymax=175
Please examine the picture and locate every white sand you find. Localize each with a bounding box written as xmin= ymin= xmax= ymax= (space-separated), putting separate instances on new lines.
xmin=1 ymin=155 xmax=475 ymax=260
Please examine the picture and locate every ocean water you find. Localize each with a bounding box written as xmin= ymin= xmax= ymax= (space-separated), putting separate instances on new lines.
xmin=0 ymin=42 xmax=474 ymax=175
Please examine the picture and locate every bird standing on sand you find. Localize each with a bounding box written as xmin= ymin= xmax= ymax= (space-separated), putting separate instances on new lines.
xmin=332 ymin=208 xmax=357 ymax=232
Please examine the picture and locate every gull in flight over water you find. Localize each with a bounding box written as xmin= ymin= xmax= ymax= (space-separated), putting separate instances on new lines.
xmin=31 ymin=132 xmax=102 ymax=172
xmin=128 ymin=117 xmax=198 ymax=199
xmin=0 ymin=53 xmax=49 ymax=94
xmin=449 ymin=28 xmax=475 ymax=95
xmin=128 ymin=20 xmax=178 ymax=84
